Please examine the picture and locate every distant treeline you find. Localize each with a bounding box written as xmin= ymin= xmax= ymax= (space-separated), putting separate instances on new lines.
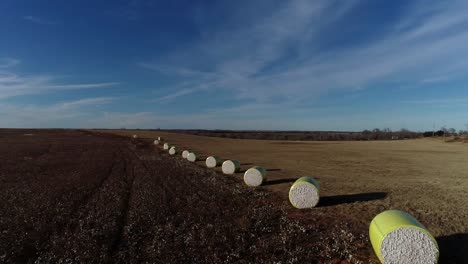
xmin=165 ymin=128 xmax=422 ymax=141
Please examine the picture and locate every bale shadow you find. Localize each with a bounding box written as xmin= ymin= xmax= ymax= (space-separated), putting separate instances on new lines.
xmin=240 ymin=163 xmax=253 ymax=166
xmin=266 ymin=168 xmax=282 ymax=172
xmin=319 ymin=192 xmax=387 ymax=207
xmin=263 ymin=178 xmax=297 ymax=186
xmin=437 ymin=233 xmax=468 ymax=263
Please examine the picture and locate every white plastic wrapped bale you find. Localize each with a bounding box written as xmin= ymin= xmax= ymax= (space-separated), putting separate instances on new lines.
xmin=369 ymin=210 xmax=439 ymax=264
xmin=153 ymin=139 xmax=159 ymax=145
xmin=182 ymin=150 xmax=190 ymax=159
xmin=187 ymin=152 xmax=198 ymax=162
xmin=132 ymin=134 xmax=138 ymax=139
xmin=158 ymin=136 xmax=163 ymax=141
xmin=222 ymin=160 xmax=241 ymax=174
xmin=169 ymin=146 xmax=178 ymax=155
xmin=243 ymin=166 xmax=267 ymax=187
xmin=163 ymin=143 xmax=171 ymax=150
xmin=288 ymin=176 xmax=320 ymax=209
xmin=206 ymin=156 xmax=223 ymax=168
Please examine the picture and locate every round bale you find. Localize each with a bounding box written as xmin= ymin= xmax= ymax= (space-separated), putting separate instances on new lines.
xmin=182 ymin=150 xmax=190 ymax=159
xmin=222 ymin=160 xmax=241 ymax=174
xmin=187 ymin=152 xmax=198 ymax=162
xmin=244 ymin=166 xmax=267 ymax=186
xmin=206 ymin=156 xmax=223 ymax=168
xmin=163 ymin=143 xmax=171 ymax=150
xmin=169 ymin=146 xmax=178 ymax=155
xmin=153 ymin=139 xmax=159 ymax=145
xmin=158 ymin=136 xmax=163 ymax=141
xmin=132 ymin=134 xmax=138 ymax=139
xmin=369 ymin=210 xmax=439 ymax=264
xmin=288 ymin=176 xmax=320 ymax=209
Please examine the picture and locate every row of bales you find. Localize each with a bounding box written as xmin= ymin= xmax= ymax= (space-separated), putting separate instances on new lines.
xmin=141 ymin=135 xmax=440 ymax=264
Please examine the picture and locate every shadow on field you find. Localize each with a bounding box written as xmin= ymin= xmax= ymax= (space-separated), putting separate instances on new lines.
xmin=263 ymin=178 xmax=297 ymax=186
xmin=319 ymin=192 xmax=387 ymax=207
xmin=266 ymin=168 xmax=282 ymax=172
xmin=437 ymin=233 xmax=468 ymax=263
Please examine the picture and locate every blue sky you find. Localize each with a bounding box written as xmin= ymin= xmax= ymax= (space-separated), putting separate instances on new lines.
xmin=1 ymin=0 xmax=468 ymax=131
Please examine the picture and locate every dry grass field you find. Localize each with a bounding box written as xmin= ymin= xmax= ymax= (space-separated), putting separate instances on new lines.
xmin=103 ymin=129 xmax=468 ymax=263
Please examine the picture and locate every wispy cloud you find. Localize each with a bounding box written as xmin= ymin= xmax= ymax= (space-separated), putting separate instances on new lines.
xmin=22 ymin=16 xmax=59 ymax=25
xmin=142 ymin=0 xmax=468 ymax=104
xmin=46 ymin=82 xmax=121 ymax=90
xmin=60 ymin=97 xmax=117 ymax=108
xmin=402 ymin=98 xmax=468 ymax=105
xmin=0 ymin=58 xmax=21 ymax=68
xmin=0 ymin=58 xmax=119 ymax=99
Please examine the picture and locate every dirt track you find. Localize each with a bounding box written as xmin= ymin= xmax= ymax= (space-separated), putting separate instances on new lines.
xmin=0 ymin=130 xmax=377 ymax=263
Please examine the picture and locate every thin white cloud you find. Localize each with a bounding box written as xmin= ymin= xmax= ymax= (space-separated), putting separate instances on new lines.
xmin=0 ymin=97 xmax=118 ymax=128
xmin=22 ymin=16 xmax=59 ymax=25
xmin=141 ymin=0 xmax=468 ymax=104
xmin=0 ymin=58 xmax=119 ymax=99
xmin=46 ymin=82 xmax=121 ymax=90
xmin=154 ymin=88 xmax=198 ymax=102
xmin=60 ymin=97 xmax=117 ymax=108
xmin=0 ymin=58 xmax=21 ymax=68
xmin=402 ymin=98 xmax=468 ymax=105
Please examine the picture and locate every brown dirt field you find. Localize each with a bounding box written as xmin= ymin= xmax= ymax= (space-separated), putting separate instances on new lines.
xmin=0 ymin=129 xmax=377 ymax=263
xmin=101 ymin=129 xmax=468 ymax=263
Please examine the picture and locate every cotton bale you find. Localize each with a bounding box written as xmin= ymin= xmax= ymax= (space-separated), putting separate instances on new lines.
xmin=206 ymin=156 xmax=223 ymax=168
xmin=163 ymin=143 xmax=171 ymax=150
xmin=169 ymin=146 xmax=178 ymax=155
xmin=182 ymin=150 xmax=190 ymax=159
xmin=187 ymin=152 xmax=198 ymax=162
xmin=222 ymin=160 xmax=241 ymax=174
xmin=369 ymin=210 xmax=439 ymax=264
xmin=243 ymin=166 xmax=267 ymax=187
xmin=288 ymin=176 xmax=320 ymax=209
xmin=153 ymin=139 xmax=159 ymax=145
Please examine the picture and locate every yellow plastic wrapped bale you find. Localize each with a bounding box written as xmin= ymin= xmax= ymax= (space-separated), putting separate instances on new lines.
xmin=163 ymin=143 xmax=171 ymax=150
xmin=288 ymin=176 xmax=320 ymax=209
xmin=243 ymin=166 xmax=267 ymax=186
xmin=187 ymin=152 xmax=198 ymax=162
xmin=168 ymin=146 xmax=178 ymax=155
xmin=182 ymin=150 xmax=190 ymax=159
xmin=206 ymin=156 xmax=223 ymax=168
xmin=222 ymin=160 xmax=241 ymax=174
xmin=369 ymin=210 xmax=439 ymax=264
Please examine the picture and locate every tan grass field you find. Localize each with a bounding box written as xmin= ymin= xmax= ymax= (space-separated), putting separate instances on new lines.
xmin=102 ymin=129 xmax=468 ymax=262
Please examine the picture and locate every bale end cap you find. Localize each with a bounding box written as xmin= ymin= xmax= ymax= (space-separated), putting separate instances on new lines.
xmin=244 ymin=167 xmax=267 ymax=187
xmin=206 ymin=156 xmax=222 ymax=168
xmin=169 ymin=147 xmax=177 ymax=155
xmin=222 ymin=160 xmax=240 ymax=174
xmin=288 ymin=176 xmax=320 ymax=209
xmin=187 ymin=152 xmax=198 ymax=162
xmin=381 ymin=227 xmax=439 ymax=264
xmin=370 ymin=210 xmax=439 ymax=264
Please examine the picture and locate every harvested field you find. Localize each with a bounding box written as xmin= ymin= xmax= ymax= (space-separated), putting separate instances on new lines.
xmin=0 ymin=129 xmax=375 ymax=263
xmin=101 ymin=129 xmax=468 ymax=263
